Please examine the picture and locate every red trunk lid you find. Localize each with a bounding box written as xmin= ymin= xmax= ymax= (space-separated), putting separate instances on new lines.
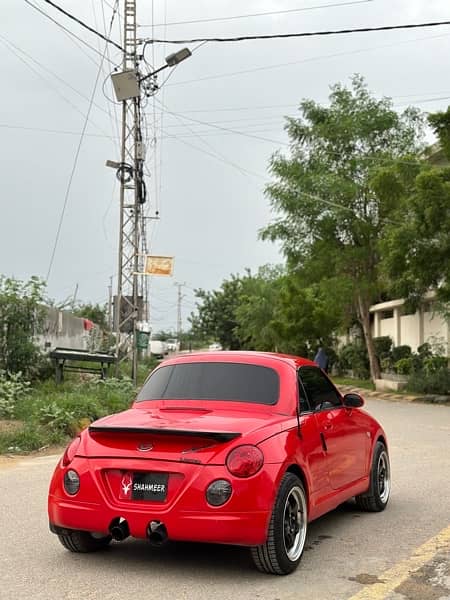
xmin=80 ymin=403 xmax=285 ymax=464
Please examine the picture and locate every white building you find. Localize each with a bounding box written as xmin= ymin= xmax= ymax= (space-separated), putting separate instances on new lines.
xmin=370 ymin=292 xmax=450 ymax=356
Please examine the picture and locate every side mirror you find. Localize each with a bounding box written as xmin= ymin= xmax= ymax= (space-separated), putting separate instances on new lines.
xmin=343 ymin=393 xmax=364 ymax=408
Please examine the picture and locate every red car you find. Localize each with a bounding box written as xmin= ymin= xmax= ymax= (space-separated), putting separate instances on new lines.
xmin=48 ymin=351 xmax=390 ymax=575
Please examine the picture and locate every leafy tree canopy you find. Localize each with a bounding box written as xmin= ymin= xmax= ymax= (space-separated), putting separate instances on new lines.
xmin=190 ymin=274 xmax=244 ymax=350
xmin=72 ymin=302 xmax=108 ymax=330
xmin=190 ymin=266 xmax=347 ymax=356
xmin=0 ymin=276 xmax=46 ymax=377
xmin=260 ymin=75 xmax=425 ymax=379
xmin=377 ymin=160 xmax=450 ymax=309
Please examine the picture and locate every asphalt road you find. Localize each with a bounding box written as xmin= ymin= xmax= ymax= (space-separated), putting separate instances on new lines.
xmin=0 ymin=397 xmax=449 ymax=600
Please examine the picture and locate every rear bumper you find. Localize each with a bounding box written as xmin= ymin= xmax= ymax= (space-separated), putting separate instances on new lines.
xmin=48 ymin=499 xmax=269 ymax=545
xmin=48 ymin=457 xmax=280 ymax=546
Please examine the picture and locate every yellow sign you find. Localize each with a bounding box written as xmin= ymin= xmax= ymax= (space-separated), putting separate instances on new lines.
xmin=144 ymin=255 xmax=174 ymax=276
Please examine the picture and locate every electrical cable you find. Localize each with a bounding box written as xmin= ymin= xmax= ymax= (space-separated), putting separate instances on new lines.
xmin=0 ymin=34 xmax=113 ymax=137
xmin=160 ymin=125 xmax=267 ymax=181
xmin=139 ymin=0 xmax=373 ymax=28
xmin=164 ymin=32 xmax=450 ymax=88
xmin=144 ymin=19 xmax=450 ymax=45
xmin=46 ymin=6 xmax=120 ymax=282
xmin=23 ymin=0 xmax=117 ymax=64
xmin=99 ymin=0 xmax=122 ymax=154
xmin=0 ymin=122 xmax=115 ymax=139
xmin=157 ymin=106 xmax=288 ymax=146
xmin=46 ymin=60 xmax=107 ymax=282
xmin=38 ymin=0 xmax=124 ymax=52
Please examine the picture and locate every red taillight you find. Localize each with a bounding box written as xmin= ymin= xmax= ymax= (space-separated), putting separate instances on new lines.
xmin=62 ymin=437 xmax=81 ymax=467
xmin=226 ymin=445 xmax=264 ymax=478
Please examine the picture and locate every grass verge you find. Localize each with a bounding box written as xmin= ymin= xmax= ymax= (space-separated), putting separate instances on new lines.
xmin=333 ymin=377 xmax=375 ymax=390
xmin=0 ymin=358 xmax=158 ymax=454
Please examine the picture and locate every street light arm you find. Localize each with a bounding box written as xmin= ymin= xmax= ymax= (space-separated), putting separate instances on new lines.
xmin=139 ymin=47 xmax=191 ymax=84
xmin=139 ymin=63 xmax=169 ymax=84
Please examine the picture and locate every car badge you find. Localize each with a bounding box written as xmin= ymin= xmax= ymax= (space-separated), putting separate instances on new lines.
xmin=121 ymin=473 xmax=133 ymax=497
xmin=138 ymin=443 xmax=153 ymax=452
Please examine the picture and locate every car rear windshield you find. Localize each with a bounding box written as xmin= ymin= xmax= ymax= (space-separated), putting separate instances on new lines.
xmin=136 ymin=362 xmax=279 ymax=405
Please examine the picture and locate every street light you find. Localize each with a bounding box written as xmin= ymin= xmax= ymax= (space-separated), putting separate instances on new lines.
xmin=139 ymin=47 xmax=192 ymax=84
xmin=110 ymin=47 xmax=191 ymax=101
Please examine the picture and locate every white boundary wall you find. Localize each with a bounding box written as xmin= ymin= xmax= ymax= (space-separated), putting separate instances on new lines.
xmin=370 ymin=293 xmax=449 ymax=355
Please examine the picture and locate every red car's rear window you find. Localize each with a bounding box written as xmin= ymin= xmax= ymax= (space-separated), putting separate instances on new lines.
xmin=136 ymin=362 xmax=279 ymax=405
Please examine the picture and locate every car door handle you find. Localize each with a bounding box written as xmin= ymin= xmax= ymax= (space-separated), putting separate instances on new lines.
xmin=323 ymin=422 xmax=333 ymax=430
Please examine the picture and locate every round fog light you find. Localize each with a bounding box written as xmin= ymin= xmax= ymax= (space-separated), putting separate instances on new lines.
xmin=206 ymin=479 xmax=232 ymax=506
xmin=64 ymin=469 xmax=80 ymax=495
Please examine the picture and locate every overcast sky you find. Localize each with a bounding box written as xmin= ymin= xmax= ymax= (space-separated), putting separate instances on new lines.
xmin=2 ymin=0 xmax=450 ymax=333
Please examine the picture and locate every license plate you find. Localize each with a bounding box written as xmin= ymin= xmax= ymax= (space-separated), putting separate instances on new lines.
xmin=131 ymin=472 xmax=168 ymax=501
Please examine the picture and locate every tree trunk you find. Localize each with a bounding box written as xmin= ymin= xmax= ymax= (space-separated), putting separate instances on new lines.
xmin=357 ymin=293 xmax=381 ymax=381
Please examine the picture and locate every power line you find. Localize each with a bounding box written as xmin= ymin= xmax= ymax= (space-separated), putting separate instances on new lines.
xmin=144 ymin=19 xmax=450 ymax=45
xmin=159 ymin=107 xmax=289 ymax=145
xmin=37 ymin=0 xmax=124 ymax=52
xmin=154 ymin=98 xmax=271 ymax=179
xmin=46 ymin=8 xmax=119 ymax=282
xmin=46 ymin=63 xmax=107 ymax=282
xmin=160 ymin=126 xmax=267 ymax=181
xmin=165 ymin=32 xmax=450 ymax=88
xmin=98 ymin=0 xmax=122 ymax=155
xmin=0 ymin=122 xmax=115 ymax=139
xmin=0 ymin=34 xmax=113 ymax=137
xmin=23 ymin=0 xmax=118 ymax=64
xmin=139 ymin=0 xmax=373 ymax=28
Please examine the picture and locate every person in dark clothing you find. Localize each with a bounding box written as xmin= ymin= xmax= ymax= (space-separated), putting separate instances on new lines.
xmin=314 ymin=347 xmax=329 ymax=373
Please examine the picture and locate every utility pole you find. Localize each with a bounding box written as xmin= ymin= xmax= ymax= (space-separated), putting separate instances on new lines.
xmin=175 ymin=282 xmax=185 ymax=343
xmin=108 ymin=3 xmax=191 ymax=383
xmin=108 ymin=275 xmax=113 ymax=330
xmin=114 ymin=0 xmax=142 ymax=383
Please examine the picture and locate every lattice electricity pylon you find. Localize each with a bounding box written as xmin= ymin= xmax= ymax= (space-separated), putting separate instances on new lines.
xmin=114 ymin=0 xmax=144 ymax=382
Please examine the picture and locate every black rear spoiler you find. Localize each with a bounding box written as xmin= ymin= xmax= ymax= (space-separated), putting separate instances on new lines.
xmin=89 ymin=425 xmax=241 ymax=443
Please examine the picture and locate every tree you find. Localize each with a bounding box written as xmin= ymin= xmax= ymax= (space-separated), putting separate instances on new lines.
xmin=261 ymin=75 xmax=424 ymax=380
xmin=234 ymin=266 xmax=284 ymax=351
xmin=0 ymin=276 xmax=46 ymax=377
xmin=375 ymin=107 xmax=450 ymax=311
xmin=378 ymin=161 xmax=450 ymax=309
xmin=190 ymin=267 xmax=345 ymax=356
xmin=190 ymin=275 xmax=244 ymax=349
xmin=73 ymin=302 xmax=109 ymax=330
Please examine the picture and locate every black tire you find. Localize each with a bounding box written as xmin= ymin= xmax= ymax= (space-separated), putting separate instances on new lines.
xmin=355 ymin=441 xmax=391 ymax=512
xmin=251 ymin=473 xmax=308 ymax=575
xmin=57 ymin=530 xmax=112 ymax=553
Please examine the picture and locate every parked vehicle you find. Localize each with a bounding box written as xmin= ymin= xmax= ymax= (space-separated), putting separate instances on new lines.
xmin=149 ymin=340 xmax=167 ymax=358
xmin=166 ymin=339 xmax=179 ymax=352
xmin=48 ymin=351 xmax=390 ymax=574
xmin=208 ymin=342 xmax=222 ymax=351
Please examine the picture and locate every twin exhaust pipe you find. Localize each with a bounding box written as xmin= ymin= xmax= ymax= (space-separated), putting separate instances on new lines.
xmin=147 ymin=520 xmax=168 ymax=546
xmin=109 ymin=518 xmax=168 ymax=546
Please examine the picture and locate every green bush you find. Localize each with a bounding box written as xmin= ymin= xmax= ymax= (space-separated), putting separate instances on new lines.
xmin=337 ymin=343 xmax=370 ymax=379
xmin=423 ymin=356 xmax=448 ymax=375
xmin=393 ymin=353 xmax=423 ymax=375
xmin=407 ymin=368 xmax=450 ymax=395
xmin=0 ymin=423 xmax=65 ymax=454
xmin=417 ymin=343 xmax=432 ymax=359
xmin=391 ymin=345 xmax=412 ymax=363
xmin=394 ymin=357 xmax=413 ymax=375
xmin=37 ymin=401 xmax=76 ymax=434
xmin=373 ymin=336 xmax=393 ymax=359
xmin=0 ymin=373 xmax=138 ymax=454
xmin=0 ymin=371 xmax=30 ymax=418
xmin=0 ymin=276 xmax=46 ymax=378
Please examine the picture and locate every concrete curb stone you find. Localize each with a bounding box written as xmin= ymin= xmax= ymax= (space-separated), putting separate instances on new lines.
xmin=337 ymin=385 xmax=449 ymax=405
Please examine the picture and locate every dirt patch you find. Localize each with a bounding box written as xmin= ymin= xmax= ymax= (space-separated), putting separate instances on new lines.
xmin=395 ymin=553 xmax=450 ymax=600
xmin=0 ymin=445 xmax=65 ymax=470
xmin=0 ymin=419 xmax=24 ymax=434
